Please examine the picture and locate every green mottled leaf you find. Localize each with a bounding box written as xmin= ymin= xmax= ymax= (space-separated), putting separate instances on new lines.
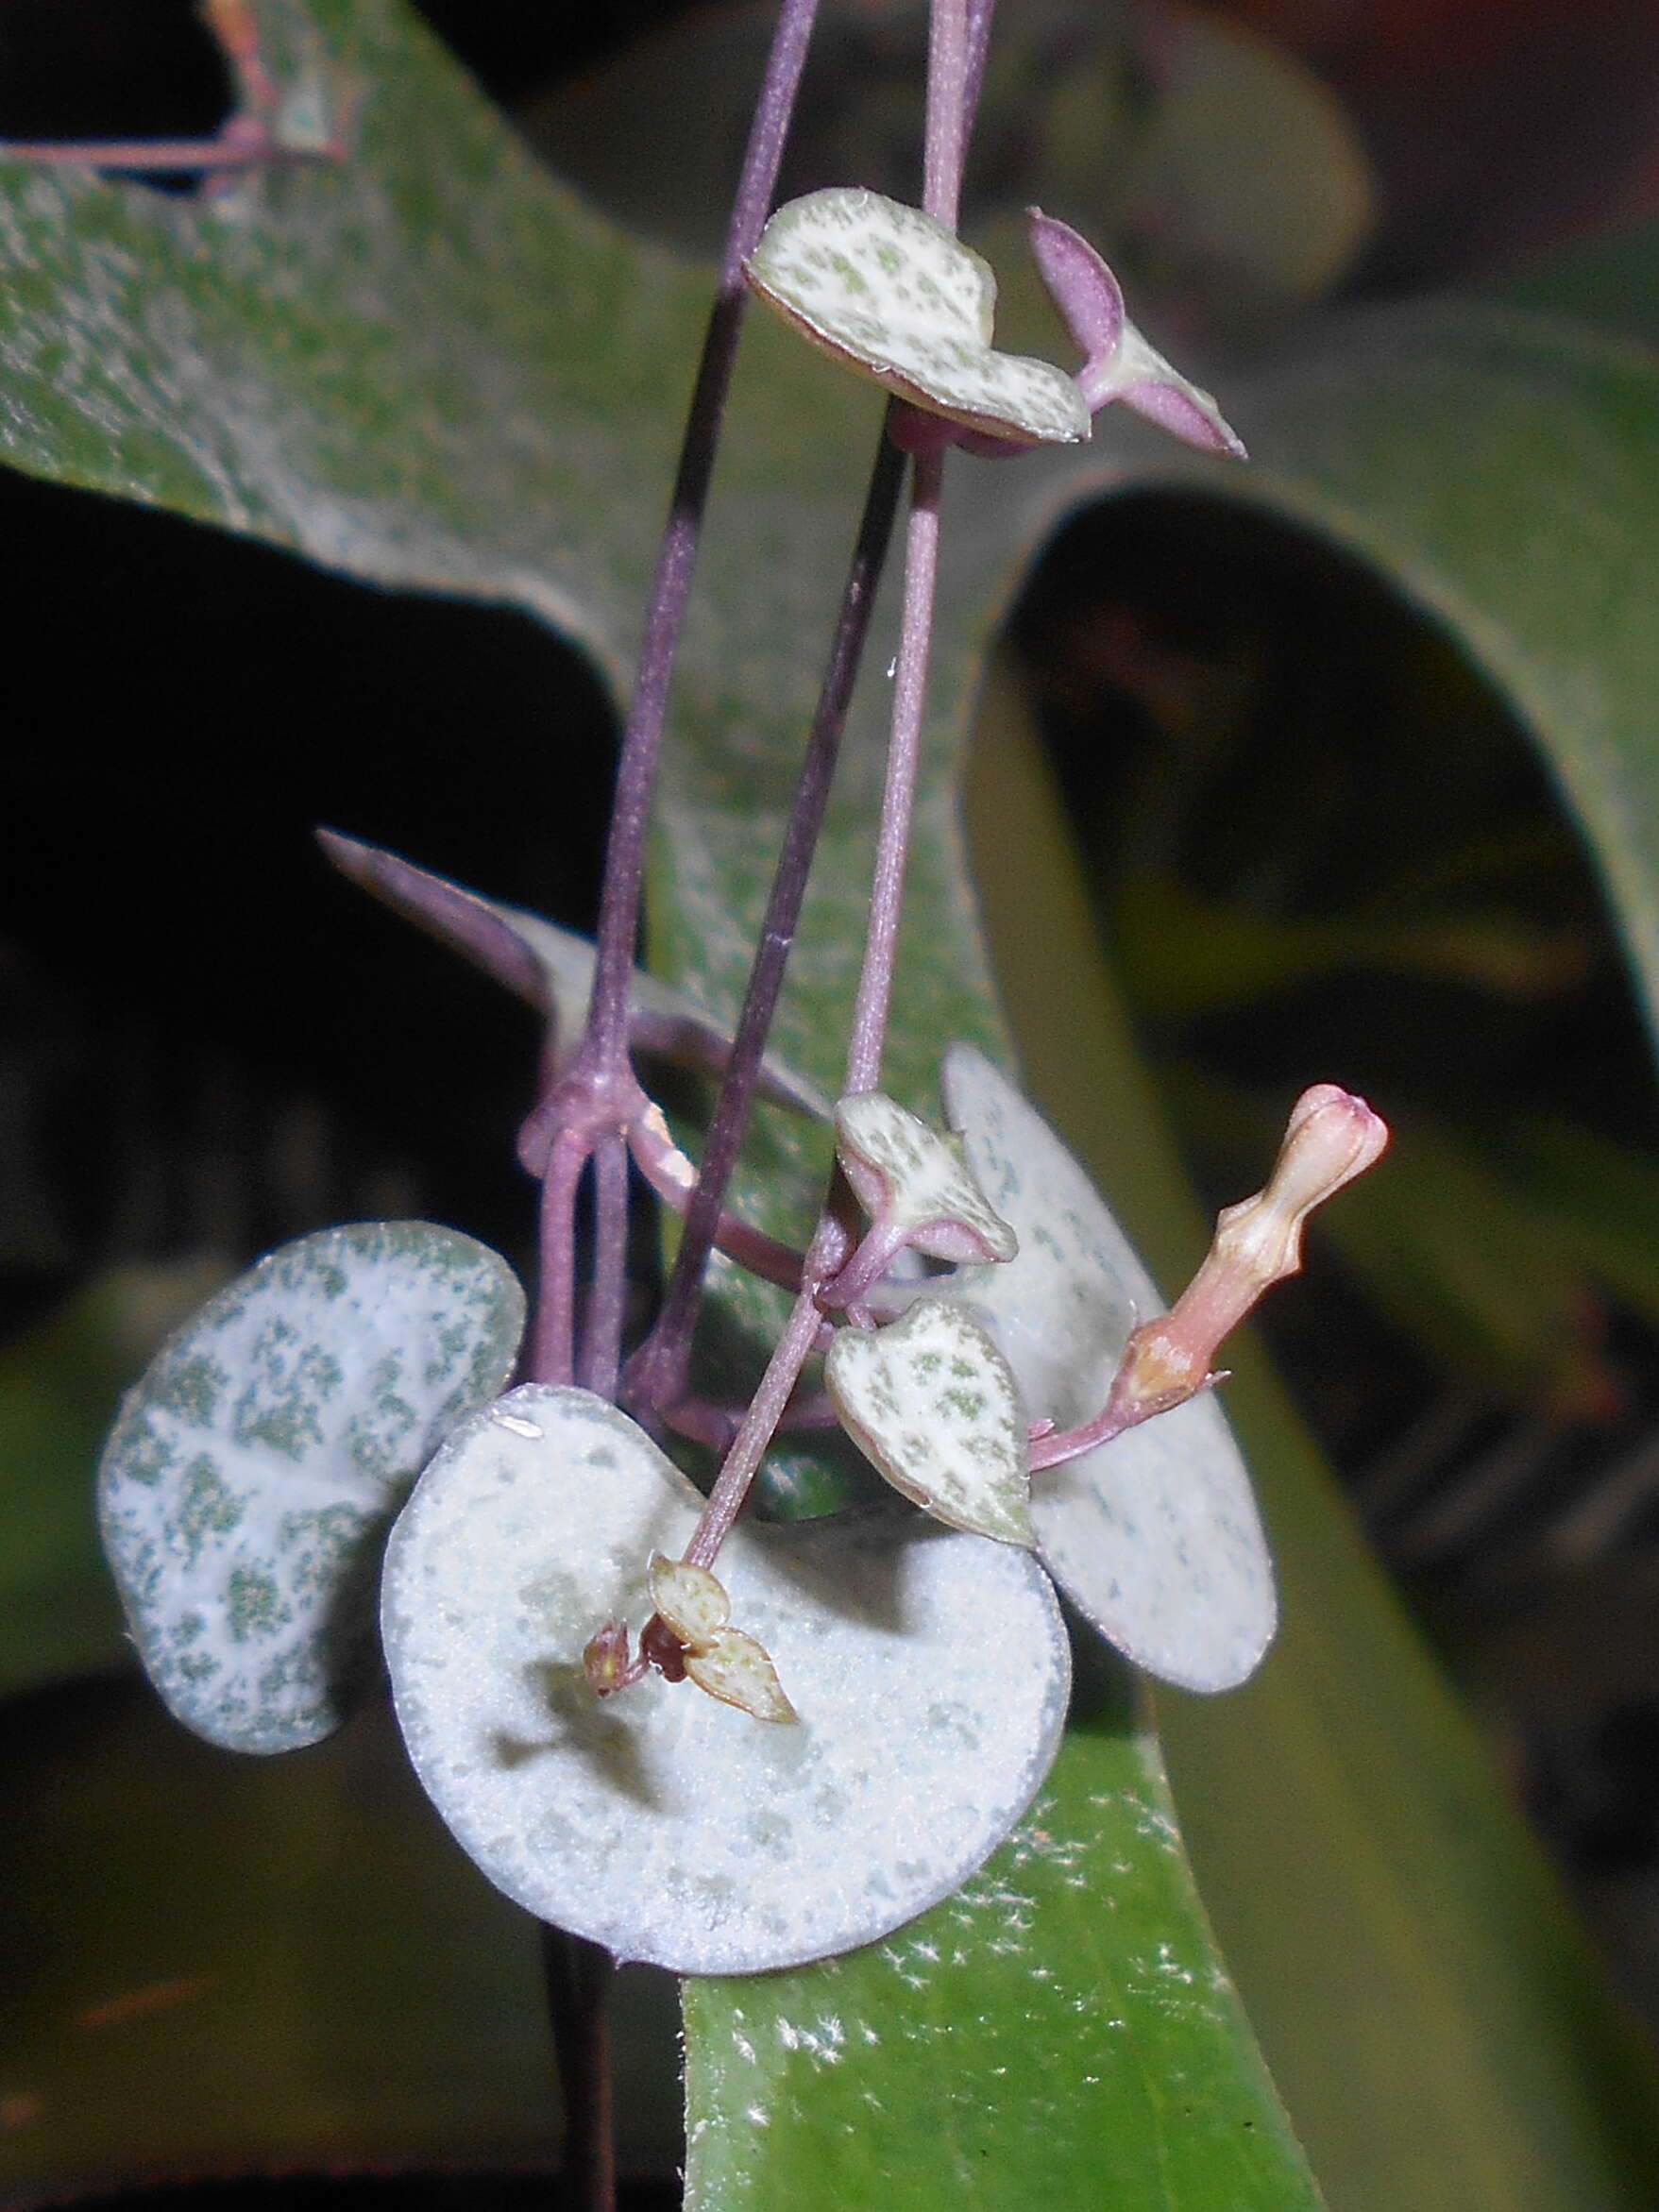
xmin=833 ymin=1089 xmax=1015 ymax=1261
xmin=381 ymin=1383 xmax=1067 ymax=1973
xmin=685 ymin=1682 xmax=1322 ymax=2212
xmin=99 ymin=1221 xmax=523 ymax=1751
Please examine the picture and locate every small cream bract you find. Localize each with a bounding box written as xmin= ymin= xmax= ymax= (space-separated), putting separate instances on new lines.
xmin=745 ymin=187 xmax=1091 ymax=447
xmin=685 ymin=1629 xmax=798 ymax=1725
xmin=649 ymin=1553 xmax=798 ymax=1721
xmin=649 ymin=1553 xmax=732 ymax=1646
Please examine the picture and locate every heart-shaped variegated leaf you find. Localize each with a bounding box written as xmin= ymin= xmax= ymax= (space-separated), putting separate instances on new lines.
xmin=824 ymin=1300 xmax=1033 ymax=1546
xmin=98 ymin=1223 xmax=525 ymax=1753
xmin=745 ymin=188 xmax=1091 ymax=447
xmin=940 ymin=1048 xmax=1276 ymax=1692
xmin=381 ymin=1385 xmax=1068 ymax=1974
xmin=835 ymin=1091 xmax=1016 ymax=1263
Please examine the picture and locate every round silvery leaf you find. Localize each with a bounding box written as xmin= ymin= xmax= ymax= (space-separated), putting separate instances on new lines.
xmin=98 ymin=1223 xmax=526 ymax=1753
xmin=381 ymin=1384 xmax=1069 ymax=1975
xmin=940 ymin=1047 xmax=1277 ymax=1693
xmin=825 ymin=1299 xmax=1033 ymax=1546
xmin=745 ymin=188 xmax=1091 ymax=447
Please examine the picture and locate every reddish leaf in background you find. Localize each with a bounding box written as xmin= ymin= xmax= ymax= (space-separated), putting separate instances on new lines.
xmin=1208 ymin=0 xmax=1659 ymax=278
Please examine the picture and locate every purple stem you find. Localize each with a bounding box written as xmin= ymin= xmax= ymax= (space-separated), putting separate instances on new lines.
xmin=532 ymin=1126 xmax=589 ymax=1386
xmin=523 ymin=0 xmax=819 ymax=1399
xmin=683 ymin=1287 xmax=828 ymax=1570
xmin=669 ymin=0 xmax=991 ymax=1575
xmin=0 ymin=130 xmax=279 ymax=170
xmin=581 ymin=0 xmax=821 ymax=1069
xmin=842 ymin=451 xmax=942 ymax=1095
xmin=539 ymin=1925 xmax=616 ymax=2212
xmin=923 ymin=0 xmax=972 ymax=230
xmin=624 ymin=430 xmax=906 ymax=1419
xmin=842 ymin=0 xmax=969 ymax=1092
xmin=580 ymin=1130 xmax=632 ymax=1400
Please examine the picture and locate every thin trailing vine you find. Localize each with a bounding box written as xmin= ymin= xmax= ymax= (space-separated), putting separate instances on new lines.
xmin=78 ymin=3 xmax=1394 ymax=2205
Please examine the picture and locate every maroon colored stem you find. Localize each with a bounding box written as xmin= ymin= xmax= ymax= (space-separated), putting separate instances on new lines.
xmin=624 ymin=429 xmax=906 ymax=1417
xmin=540 ymin=1926 xmax=616 ymax=2212
xmin=524 ymin=0 xmax=820 ymax=1398
xmin=580 ymin=1130 xmax=632 ymax=1400
xmin=841 ymin=448 xmax=942 ymax=1095
xmin=583 ymin=0 xmax=821 ymax=1067
xmin=672 ymin=0 xmax=992 ymax=1571
xmin=683 ymin=1287 xmax=829 ymax=1569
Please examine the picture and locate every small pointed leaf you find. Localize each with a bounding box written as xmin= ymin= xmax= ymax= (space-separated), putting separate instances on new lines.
xmin=835 ymin=1090 xmax=1016 ymax=1262
xmin=322 ymin=830 xmax=827 ymax=1117
xmin=686 ymin=1628 xmax=798 ymax=1724
xmin=649 ymin=1553 xmax=731 ymax=1647
xmin=381 ymin=1384 xmax=1068 ymax=1973
xmin=98 ymin=1222 xmax=525 ymax=1752
xmin=745 ymin=188 xmax=1091 ymax=447
xmin=825 ymin=1298 xmax=1033 ymax=1546
xmin=940 ymin=1048 xmax=1276 ymax=1691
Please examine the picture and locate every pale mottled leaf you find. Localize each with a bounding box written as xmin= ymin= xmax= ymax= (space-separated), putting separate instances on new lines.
xmin=98 ymin=1221 xmax=524 ymax=1752
xmin=834 ymin=1089 xmax=1015 ymax=1260
xmin=381 ymin=1383 xmax=1068 ymax=1974
xmin=746 ymin=188 xmax=1090 ymax=445
xmin=825 ymin=1298 xmax=1033 ymax=1545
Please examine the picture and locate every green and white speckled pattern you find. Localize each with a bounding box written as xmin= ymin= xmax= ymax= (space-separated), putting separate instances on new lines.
xmin=745 ymin=189 xmax=1090 ymax=446
xmin=98 ymin=1222 xmax=524 ymax=1752
xmin=825 ymin=1299 xmax=1032 ymax=1546
xmin=834 ymin=1090 xmax=1015 ymax=1260
xmin=940 ymin=1048 xmax=1276 ymax=1693
xmin=381 ymin=1384 xmax=1069 ymax=1974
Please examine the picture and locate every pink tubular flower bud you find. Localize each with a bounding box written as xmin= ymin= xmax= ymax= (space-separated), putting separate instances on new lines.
xmin=1103 ymin=1086 xmax=1388 ymax=1433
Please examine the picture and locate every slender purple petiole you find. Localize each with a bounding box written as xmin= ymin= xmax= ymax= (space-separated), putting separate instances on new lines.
xmin=668 ymin=0 xmax=991 ymax=1578
xmin=523 ymin=0 xmax=822 ymax=1393
xmin=623 ymin=429 xmax=906 ymax=1424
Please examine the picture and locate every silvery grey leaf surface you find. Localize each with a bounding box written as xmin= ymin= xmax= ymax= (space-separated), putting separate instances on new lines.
xmin=98 ymin=1222 xmax=525 ymax=1751
xmin=746 ymin=188 xmax=1090 ymax=446
xmin=381 ymin=1383 xmax=1070 ymax=1974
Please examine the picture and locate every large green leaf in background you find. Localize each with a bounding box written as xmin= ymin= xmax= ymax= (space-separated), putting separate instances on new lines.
xmin=1 ymin=1 xmax=1657 ymax=2205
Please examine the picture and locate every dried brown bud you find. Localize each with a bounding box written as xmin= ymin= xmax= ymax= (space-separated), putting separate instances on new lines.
xmin=583 ymin=1620 xmax=635 ymax=1697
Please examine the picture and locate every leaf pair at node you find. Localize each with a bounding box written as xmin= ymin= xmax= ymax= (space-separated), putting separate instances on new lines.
xmin=820 ymin=1052 xmax=1281 ymax=1695
xmin=588 ymin=1553 xmax=797 ymax=1724
xmin=744 ymin=188 xmax=1244 ymax=459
